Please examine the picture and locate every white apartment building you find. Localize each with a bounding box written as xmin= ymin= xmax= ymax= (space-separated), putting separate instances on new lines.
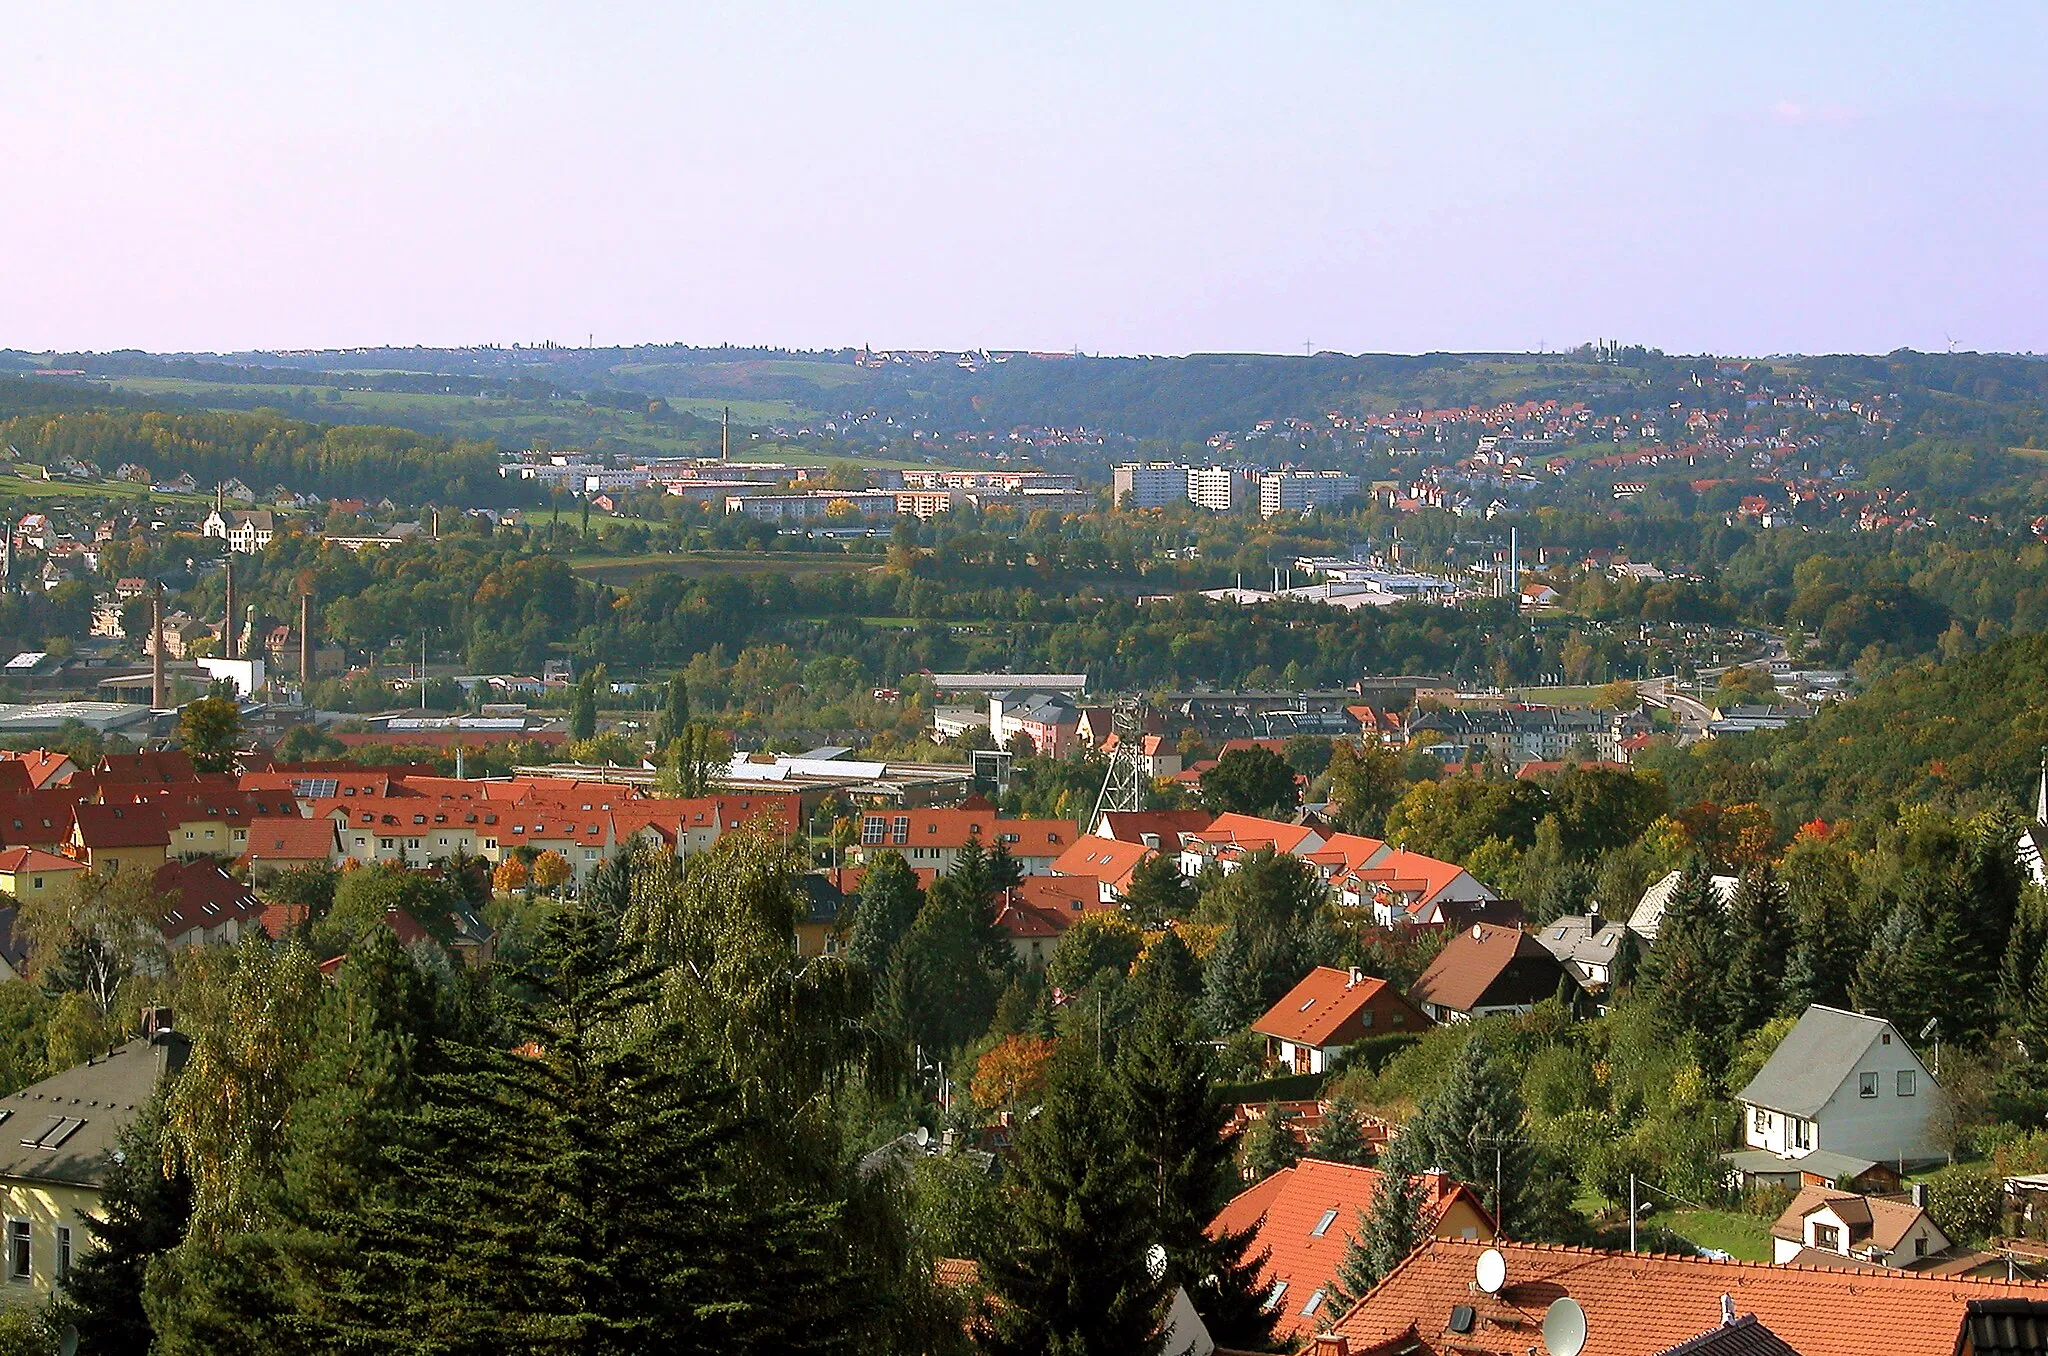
xmin=1259 ymin=470 xmax=1360 ymax=518
xmin=1114 ymin=462 xmax=1192 ymax=509
xmin=1188 ymin=466 xmax=1258 ymax=513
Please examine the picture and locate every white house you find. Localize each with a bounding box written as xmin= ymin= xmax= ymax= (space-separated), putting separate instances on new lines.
xmin=1626 ymin=868 xmax=1740 ymax=947
xmin=1734 ymin=1005 xmax=1945 ymax=1169
xmin=1768 ymin=1186 xmax=1950 ymax=1269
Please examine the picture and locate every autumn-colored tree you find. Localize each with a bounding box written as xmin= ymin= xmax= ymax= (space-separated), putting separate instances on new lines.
xmin=491 ymin=857 xmax=529 ymax=894
xmin=971 ymin=1035 xmax=1057 ymax=1114
xmin=175 ymin=695 xmax=243 ymax=774
xmin=530 ymin=850 xmax=573 ymax=893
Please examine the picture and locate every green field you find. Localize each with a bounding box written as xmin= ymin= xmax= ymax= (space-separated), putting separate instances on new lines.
xmin=0 ymin=467 xmax=212 ymax=507
xmin=571 ymin=550 xmax=880 ymax=585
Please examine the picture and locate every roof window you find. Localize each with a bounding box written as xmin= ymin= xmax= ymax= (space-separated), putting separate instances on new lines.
xmin=1310 ymin=1209 xmax=1339 ymax=1238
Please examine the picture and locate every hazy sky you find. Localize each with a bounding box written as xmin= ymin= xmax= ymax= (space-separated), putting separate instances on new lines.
xmin=5 ymin=3 xmax=2045 ymax=357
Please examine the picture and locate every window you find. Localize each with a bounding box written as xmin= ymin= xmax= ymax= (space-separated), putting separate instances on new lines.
xmin=861 ymin=817 xmax=884 ymax=847
xmin=6 ymin=1219 xmax=26 ymax=1281
xmin=1916 ymin=1235 xmax=1928 ymax=1257
xmin=1310 ymin=1208 xmax=1339 ymax=1238
xmin=1360 ymin=1011 xmax=1374 ymax=1030
xmin=1898 ymin=1070 xmax=1916 ymax=1097
xmin=891 ymin=816 xmax=910 ymax=845
xmin=1753 ymin=1107 xmax=1770 ymax=1133
xmin=1301 ymin=1289 xmax=1326 ymax=1317
xmin=1264 ymin=1281 xmax=1288 ymax=1312
xmin=379 ymin=839 xmax=394 ymax=850
xmin=1859 ymin=1072 xmax=1879 ymax=1098
xmin=1813 ymin=1223 xmax=1841 ymax=1251
xmin=1792 ymin=1118 xmax=1813 ymax=1150
xmin=55 ymin=1226 xmax=69 ymax=1281
xmin=29 ymin=878 xmax=40 ymax=891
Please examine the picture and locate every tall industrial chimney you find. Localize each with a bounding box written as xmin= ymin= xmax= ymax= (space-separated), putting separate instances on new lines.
xmin=299 ymin=591 xmax=312 ymax=693
xmin=151 ymin=582 xmax=166 ymax=708
xmin=222 ymin=556 xmax=236 ymax=657
xmin=721 ymin=405 xmax=729 ymax=461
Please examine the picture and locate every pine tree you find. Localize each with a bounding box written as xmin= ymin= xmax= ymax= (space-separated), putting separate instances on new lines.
xmin=1642 ymin=860 xmax=1731 ymax=1055
xmin=568 ymin=671 xmax=597 ymax=742
xmin=1327 ymin=1125 xmax=1425 ymax=1316
xmin=1117 ymin=1001 xmax=1276 ymax=1350
xmin=1127 ymin=927 xmax=1203 ymax=1025
xmin=650 ymin=673 xmax=690 ymax=753
xmin=339 ymin=906 xmax=856 ymax=1353
xmin=979 ymin=1051 xmax=1171 ymax=1356
xmin=64 ymin=1091 xmax=194 ymax=1356
xmin=843 ymin=850 xmax=923 ymax=983
xmin=1723 ymin=864 xmax=1792 ymax=1037
xmin=1306 ymin=1092 xmax=1372 ymax=1166
xmin=1417 ymin=1035 xmax=1532 ymax=1236
xmin=1242 ymin=1102 xmax=1303 ymax=1182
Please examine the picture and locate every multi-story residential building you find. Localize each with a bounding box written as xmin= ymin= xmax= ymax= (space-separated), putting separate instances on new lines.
xmin=852 ymin=809 xmax=1078 ymax=874
xmin=1113 ymin=462 xmax=1192 ymax=509
xmin=1188 ymin=465 xmax=1258 ymax=512
xmin=1258 ymin=469 xmax=1360 ymax=518
xmin=201 ymin=509 xmax=276 ymax=553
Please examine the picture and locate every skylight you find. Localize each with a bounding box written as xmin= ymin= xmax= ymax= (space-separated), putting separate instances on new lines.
xmin=1310 ymin=1208 xmax=1339 ymax=1237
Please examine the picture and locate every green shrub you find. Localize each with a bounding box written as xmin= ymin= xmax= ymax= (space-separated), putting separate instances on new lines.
xmin=1924 ymin=1165 xmax=2004 ymax=1244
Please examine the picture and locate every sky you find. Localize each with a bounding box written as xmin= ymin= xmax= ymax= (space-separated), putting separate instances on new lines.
xmin=4 ymin=2 xmax=2045 ymax=358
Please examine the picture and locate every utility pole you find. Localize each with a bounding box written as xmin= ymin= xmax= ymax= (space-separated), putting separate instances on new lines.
xmin=420 ymin=631 xmax=428 ymax=710
xmin=1629 ymin=1174 xmax=1637 ymax=1253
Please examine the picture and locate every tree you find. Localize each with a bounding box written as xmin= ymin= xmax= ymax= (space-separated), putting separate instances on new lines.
xmin=1306 ymin=1092 xmax=1372 ymax=1166
xmin=64 ymin=1091 xmax=193 ymax=1356
xmin=1199 ymin=746 xmax=1300 ymax=816
xmin=970 ymin=1034 xmax=1056 ymax=1114
xmin=492 ymin=856 xmax=529 ymax=895
xmin=1195 ymin=848 xmax=1334 ymax=1034
xmin=320 ymin=906 xmax=857 ymax=1352
xmin=20 ymin=867 xmax=170 ymax=1018
xmin=1326 ymin=741 xmax=1405 ymax=837
xmin=978 ymin=1050 xmax=1171 ymax=1356
xmin=1328 ymin=1124 xmax=1426 ymax=1314
xmin=568 ymin=671 xmax=597 ymax=742
xmin=649 ymin=673 xmax=690 ymax=753
xmin=888 ymin=847 xmax=1013 ymax=1056
xmin=656 ymin=723 xmax=727 ymax=798
xmin=318 ymin=863 xmax=459 ymax=955
xmin=1641 ymin=860 xmax=1731 ymax=1056
xmin=1122 ymin=851 xmax=1196 ymax=928
xmin=1045 ymin=914 xmax=1144 ymax=997
xmin=1118 ymin=1003 xmax=1275 ymax=1350
xmin=1127 ymin=928 xmax=1204 ymax=1021
xmin=1416 ymin=1034 xmax=1537 ymax=1237
xmin=175 ymin=695 xmax=243 ymax=774
xmin=843 ymin=851 xmax=923 ymax=983
xmin=1240 ymin=1103 xmax=1301 ymax=1181
xmin=530 ymin=850 xmax=573 ymax=894
xmin=1723 ymin=864 xmax=1793 ymax=1037
xmin=260 ymin=863 xmax=337 ymax=935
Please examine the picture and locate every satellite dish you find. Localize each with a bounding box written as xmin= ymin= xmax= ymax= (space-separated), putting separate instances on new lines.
xmin=1475 ymin=1247 xmax=1507 ymax=1294
xmin=1145 ymin=1243 xmax=1168 ymax=1281
xmin=59 ymin=1326 xmax=78 ymax=1356
xmin=914 ymin=1126 xmax=930 ymax=1148
xmin=1542 ymin=1297 xmax=1587 ymax=1356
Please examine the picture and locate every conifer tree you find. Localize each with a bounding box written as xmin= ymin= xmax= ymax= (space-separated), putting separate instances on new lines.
xmin=888 ymin=839 xmax=1014 ymax=1055
xmin=649 ymin=673 xmax=690 ymax=753
xmin=843 ymin=850 xmax=923 ymax=982
xmin=1127 ymin=927 xmax=1204 ymax=1024
xmin=1117 ymin=1000 xmax=1275 ymax=1350
xmin=1642 ymin=860 xmax=1731 ymax=1055
xmin=568 ymin=670 xmax=597 ymax=741
xmin=1306 ymin=1092 xmax=1372 ymax=1166
xmin=1328 ymin=1125 xmax=1425 ymax=1316
xmin=1417 ymin=1035 xmax=1536 ymax=1237
xmin=1242 ymin=1102 xmax=1303 ymax=1182
xmin=65 ymin=1092 xmax=193 ymax=1356
xmin=1723 ymin=864 xmax=1793 ymax=1037
xmin=979 ymin=1051 xmax=1171 ymax=1356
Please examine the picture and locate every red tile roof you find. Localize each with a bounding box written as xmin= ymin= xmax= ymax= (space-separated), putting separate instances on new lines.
xmin=1329 ymin=1237 xmax=2048 ymax=1356
xmin=1253 ymin=966 xmax=1430 ymax=1048
xmin=1094 ymin=810 xmax=1216 ymax=849
xmin=239 ymin=818 xmax=340 ymax=866
xmin=1211 ymin=1161 xmax=1492 ymax=1343
xmin=1408 ymin=923 xmax=1561 ymax=1015
xmin=859 ymin=810 xmax=1078 ymax=854
xmin=0 ymin=847 xmax=83 ymax=876
xmin=1187 ymin=813 xmax=1321 ymax=856
xmin=152 ymin=859 xmax=264 ymax=939
xmin=3 ymin=750 xmax=75 ymax=788
xmin=1050 ymin=836 xmax=1152 ymax=892
xmin=72 ymin=802 xmax=170 ymax=850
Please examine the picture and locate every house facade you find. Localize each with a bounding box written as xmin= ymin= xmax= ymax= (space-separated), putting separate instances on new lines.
xmin=1734 ymin=1005 xmax=1946 ymax=1168
xmin=1253 ymin=966 xmax=1433 ymax=1074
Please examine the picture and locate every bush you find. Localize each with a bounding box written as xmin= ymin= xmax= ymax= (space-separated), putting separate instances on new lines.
xmin=1740 ymin=1183 xmax=1796 ymax=1220
xmin=1924 ymin=1165 xmax=2004 ymax=1245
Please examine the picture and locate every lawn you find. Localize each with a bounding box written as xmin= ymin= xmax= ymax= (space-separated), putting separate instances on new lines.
xmin=1660 ymin=1208 xmax=1772 ymax=1262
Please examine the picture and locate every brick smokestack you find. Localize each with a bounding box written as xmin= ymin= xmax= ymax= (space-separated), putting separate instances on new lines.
xmin=299 ymin=591 xmax=312 ymax=691
xmin=151 ymin=581 xmax=166 ymax=708
xmin=222 ymin=555 xmax=236 ymax=659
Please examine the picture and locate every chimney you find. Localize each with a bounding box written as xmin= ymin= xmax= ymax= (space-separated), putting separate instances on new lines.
xmin=1586 ymin=903 xmax=1604 ymax=934
xmin=1720 ymin=1294 xmax=1736 ymax=1327
xmin=151 ymin=582 xmax=166 ymax=708
xmin=1314 ymin=1338 xmax=1350 ymax=1356
xmin=299 ymin=591 xmax=312 ymax=690
xmin=1912 ymin=1182 xmax=1928 ymax=1208
xmin=141 ymin=1006 xmax=173 ymax=1040
xmin=222 ymin=555 xmax=236 ymax=657
xmin=1348 ymin=967 xmax=1364 ymax=988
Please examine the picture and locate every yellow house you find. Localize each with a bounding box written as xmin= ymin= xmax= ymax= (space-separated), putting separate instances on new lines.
xmin=0 ymin=849 xmax=85 ymax=904
xmin=68 ymin=804 xmax=170 ymax=876
xmin=0 ymin=1018 xmax=188 ymax=1301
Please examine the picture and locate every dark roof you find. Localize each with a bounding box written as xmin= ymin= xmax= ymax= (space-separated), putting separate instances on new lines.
xmin=1962 ymin=1299 xmax=2048 ymax=1356
xmin=1654 ymin=1314 xmax=1804 ymax=1356
xmin=0 ymin=906 xmax=26 ymax=971
xmin=0 ymin=1034 xmax=188 ymax=1188
xmin=1409 ymin=923 xmax=1564 ymax=1014
xmin=73 ymin=802 xmax=171 ymax=849
xmin=1736 ymin=1005 xmax=1912 ymax=1118
xmin=795 ymin=873 xmax=845 ymax=926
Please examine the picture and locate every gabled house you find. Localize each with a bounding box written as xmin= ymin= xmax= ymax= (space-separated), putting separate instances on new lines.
xmin=851 ymin=810 xmax=1077 ymax=875
xmin=1732 ymin=1004 xmax=1945 ymax=1169
xmin=1533 ymin=908 xmax=1636 ymax=1005
xmin=1770 ymin=1185 xmax=1951 ymax=1270
xmin=1252 ymin=966 xmax=1433 ymax=1074
xmin=1408 ymin=923 xmax=1569 ymax=1023
xmin=1049 ymin=835 xmax=1154 ymax=903
xmin=1177 ymin=813 xmax=1325 ymax=876
xmin=237 ymin=817 xmax=342 ymax=882
xmin=1628 ymin=868 xmax=1740 ymax=947
xmin=0 ymin=1019 xmax=189 ymax=1297
xmin=68 ymin=803 xmax=170 ymax=875
xmin=1208 ymin=1159 xmax=1495 ymax=1344
xmin=0 ymin=847 xmax=85 ymax=905
xmin=153 ymin=859 xmax=265 ymax=948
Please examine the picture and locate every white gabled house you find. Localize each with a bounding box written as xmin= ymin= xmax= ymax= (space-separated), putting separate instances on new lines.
xmin=1734 ymin=1005 xmax=1946 ymax=1169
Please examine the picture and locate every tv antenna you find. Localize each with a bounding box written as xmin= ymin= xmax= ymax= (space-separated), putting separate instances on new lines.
xmin=1945 ymin=333 xmax=1959 ymax=354
xmin=1089 ymin=697 xmax=1148 ymax=825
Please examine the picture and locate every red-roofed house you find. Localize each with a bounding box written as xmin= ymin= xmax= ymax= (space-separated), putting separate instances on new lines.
xmin=239 ymin=818 xmax=342 ymax=881
xmin=153 ymin=858 xmax=265 ymax=947
xmin=0 ymin=847 xmax=85 ymax=903
xmin=1050 ymin=836 xmax=1155 ymax=902
xmin=70 ymin=803 xmax=171 ymax=874
xmin=1325 ymin=1236 xmax=2048 ymax=1356
xmin=1178 ymin=813 xmax=1326 ymax=876
xmin=853 ymin=810 xmax=1077 ymax=875
xmin=1336 ymin=847 xmax=1499 ymax=926
xmin=1253 ymin=966 xmax=1433 ymax=1074
xmin=1209 ymin=1160 xmax=1494 ymax=1343
xmin=1092 ymin=809 xmax=1214 ymax=850
xmin=3 ymin=750 xmax=78 ymax=789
